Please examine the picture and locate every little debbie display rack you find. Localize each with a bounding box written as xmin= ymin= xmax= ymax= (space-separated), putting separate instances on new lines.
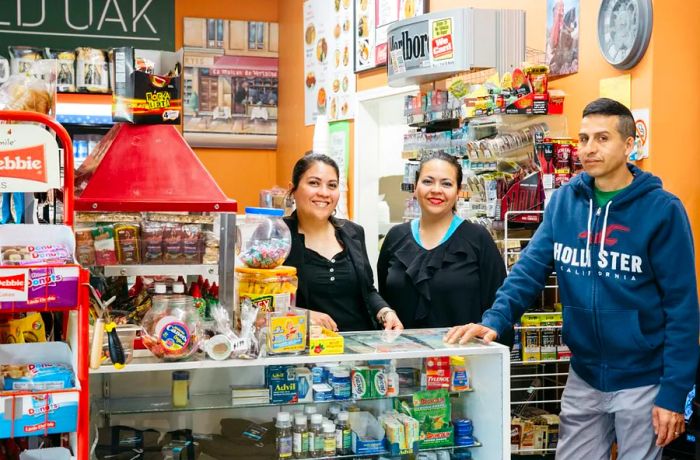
xmin=0 ymin=110 xmax=90 ymax=459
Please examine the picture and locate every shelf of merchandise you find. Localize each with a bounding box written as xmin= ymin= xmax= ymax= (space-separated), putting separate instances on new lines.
xmin=0 ymin=111 xmax=91 ymax=459
xmin=91 ymin=331 xmax=510 ymax=459
xmin=92 ymin=341 xmax=502 ymax=374
xmin=287 ymin=443 xmax=482 ymax=460
xmin=96 ymin=386 xmax=474 ymax=415
xmin=101 ymin=264 xmax=218 ymax=277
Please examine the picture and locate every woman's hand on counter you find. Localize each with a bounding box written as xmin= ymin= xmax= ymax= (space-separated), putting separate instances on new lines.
xmin=309 ymin=310 xmax=338 ymax=332
xmin=382 ymin=311 xmax=404 ymax=331
xmin=444 ymin=323 xmax=497 ymax=345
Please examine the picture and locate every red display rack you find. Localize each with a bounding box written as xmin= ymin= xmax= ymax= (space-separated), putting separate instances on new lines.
xmin=0 ymin=110 xmax=90 ymax=460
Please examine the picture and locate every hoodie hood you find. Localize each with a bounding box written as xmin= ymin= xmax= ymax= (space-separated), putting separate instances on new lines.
xmin=570 ymin=163 xmax=662 ymax=206
xmin=569 ymin=164 xmax=664 ymax=259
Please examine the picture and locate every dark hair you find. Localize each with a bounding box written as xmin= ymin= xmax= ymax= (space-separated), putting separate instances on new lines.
xmin=289 ymin=152 xmax=340 ymax=195
xmin=417 ymin=152 xmax=463 ymax=212
xmin=418 ymin=151 xmax=463 ymax=190
xmin=582 ymin=98 xmax=636 ymax=140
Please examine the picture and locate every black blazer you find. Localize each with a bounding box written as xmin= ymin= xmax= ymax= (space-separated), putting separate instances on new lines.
xmin=283 ymin=213 xmax=388 ymax=327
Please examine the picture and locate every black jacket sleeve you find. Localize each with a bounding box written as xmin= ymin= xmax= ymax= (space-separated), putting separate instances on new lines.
xmin=377 ymin=224 xmax=400 ymax=298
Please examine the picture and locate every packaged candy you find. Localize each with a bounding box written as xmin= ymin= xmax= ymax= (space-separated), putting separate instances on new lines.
xmin=163 ymin=224 xmax=185 ymax=264
xmin=1 ymin=363 xmax=74 ymax=391
xmin=0 ymin=313 xmax=47 ymax=344
xmin=141 ymin=222 xmax=165 ymax=264
xmin=114 ymin=223 xmax=141 ymax=265
xmin=76 ymin=47 xmax=109 ymax=93
xmin=45 ymin=49 xmax=76 ymax=92
xmin=75 ymin=227 xmax=96 ymax=265
xmin=92 ymin=225 xmax=117 ymax=265
xmin=182 ymin=224 xmax=203 ymax=264
xmin=8 ymin=46 xmax=42 ymax=76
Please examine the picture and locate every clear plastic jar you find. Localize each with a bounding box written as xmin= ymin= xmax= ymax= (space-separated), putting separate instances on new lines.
xmin=235 ymin=266 xmax=298 ymax=327
xmin=141 ymin=295 xmax=202 ymax=361
xmin=237 ymin=207 xmax=292 ymax=269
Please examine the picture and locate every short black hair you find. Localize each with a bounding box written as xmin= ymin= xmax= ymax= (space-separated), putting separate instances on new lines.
xmin=582 ymin=98 xmax=636 ymax=140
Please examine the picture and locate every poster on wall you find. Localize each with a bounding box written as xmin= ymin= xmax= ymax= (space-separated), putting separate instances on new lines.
xmin=630 ymin=108 xmax=650 ymax=161
xmin=329 ymin=121 xmax=350 ymax=218
xmin=545 ymin=0 xmax=579 ymax=76
xmin=182 ymin=18 xmax=279 ymax=149
xmin=354 ymin=0 xmax=427 ymax=73
xmin=304 ymin=0 xmax=356 ymax=126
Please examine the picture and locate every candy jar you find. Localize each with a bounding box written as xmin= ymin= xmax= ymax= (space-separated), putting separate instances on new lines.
xmin=237 ymin=207 xmax=292 ymax=269
xmin=141 ymin=295 xmax=202 ymax=361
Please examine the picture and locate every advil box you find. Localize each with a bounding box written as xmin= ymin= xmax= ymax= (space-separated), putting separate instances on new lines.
xmin=0 ymin=342 xmax=78 ymax=438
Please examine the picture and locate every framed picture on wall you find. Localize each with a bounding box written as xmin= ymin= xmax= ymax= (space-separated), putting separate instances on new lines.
xmin=546 ymin=0 xmax=579 ymax=76
xmin=354 ymin=0 xmax=428 ymax=73
xmin=182 ymin=17 xmax=280 ymax=148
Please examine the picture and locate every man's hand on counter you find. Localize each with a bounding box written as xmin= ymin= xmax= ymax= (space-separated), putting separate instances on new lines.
xmin=382 ymin=311 xmax=404 ymax=331
xmin=444 ymin=323 xmax=497 ymax=345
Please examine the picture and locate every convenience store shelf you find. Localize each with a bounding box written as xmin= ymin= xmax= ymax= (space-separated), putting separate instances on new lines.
xmin=91 ymin=340 xmax=505 ymax=374
xmin=294 ymin=442 xmax=482 ymax=459
xmin=102 ymin=264 xmax=218 ymax=277
xmin=97 ymin=387 xmax=474 ymax=415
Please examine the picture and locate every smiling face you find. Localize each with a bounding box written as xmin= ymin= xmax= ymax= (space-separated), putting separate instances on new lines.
xmin=577 ymin=114 xmax=634 ymax=180
xmin=292 ymin=161 xmax=340 ymax=222
xmin=415 ymin=159 xmax=459 ymax=218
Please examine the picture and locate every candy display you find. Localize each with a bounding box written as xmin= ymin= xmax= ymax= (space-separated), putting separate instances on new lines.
xmin=234 ymin=266 xmax=298 ymax=327
xmin=237 ymin=207 xmax=292 ymax=269
xmin=140 ymin=294 xmax=202 ymax=361
xmin=240 ymin=239 xmax=290 ymax=269
xmin=75 ymin=216 xmax=207 ymax=267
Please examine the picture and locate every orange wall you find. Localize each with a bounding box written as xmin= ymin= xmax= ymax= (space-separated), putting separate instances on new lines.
xmin=278 ymin=0 xmax=359 ymax=213
xmin=175 ymin=0 xmax=279 ymax=209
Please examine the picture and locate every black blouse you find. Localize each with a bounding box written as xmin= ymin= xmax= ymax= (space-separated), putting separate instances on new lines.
xmin=283 ymin=213 xmax=389 ymax=332
xmin=378 ymin=221 xmax=511 ymax=343
xmin=300 ymin=246 xmax=373 ymax=331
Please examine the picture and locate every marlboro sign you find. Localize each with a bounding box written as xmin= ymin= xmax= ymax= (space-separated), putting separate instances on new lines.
xmin=0 ymin=125 xmax=60 ymax=192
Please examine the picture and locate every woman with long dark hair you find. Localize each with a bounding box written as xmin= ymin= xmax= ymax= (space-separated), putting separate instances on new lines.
xmin=283 ymin=153 xmax=403 ymax=332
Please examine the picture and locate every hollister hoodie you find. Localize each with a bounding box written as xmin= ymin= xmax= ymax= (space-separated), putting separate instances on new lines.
xmin=482 ymin=164 xmax=699 ymax=412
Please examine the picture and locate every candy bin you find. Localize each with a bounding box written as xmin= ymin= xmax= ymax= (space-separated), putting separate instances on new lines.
xmin=237 ymin=207 xmax=292 ymax=269
xmin=141 ymin=295 xmax=202 ymax=361
xmin=235 ymin=266 xmax=298 ymax=327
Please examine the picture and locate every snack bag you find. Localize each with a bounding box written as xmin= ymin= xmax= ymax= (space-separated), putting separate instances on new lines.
xmin=92 ymin=225 xmax=117 ymax=265
xmin=141 ymin=222 xmax=165 ymax=264
xmin=3 ymin=313 xmax=47 ymax=343
xmin=76 ymin=47 xmax=109 ymax=93
xmin=75 ymin=227 xmax=96 ymax=266
xmin=412 ymin=389 xmax=453 ymax=448
xmin=163 ymin=223 xmax=185 ymax=263
xmin=182 ymin=224 xmax=202 ymax=264
xmin=114 ymin=223 xmax=141 ymax=265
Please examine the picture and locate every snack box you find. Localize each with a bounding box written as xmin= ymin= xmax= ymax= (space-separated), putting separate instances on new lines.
xmin=308 ymin=327 xmax=344 ymax=356
xmin=266 ymin=311 xmax=307 ymax=355
xmin=349 ymin=411 xmax=386 ymax=455
xmin=0 ymin=342 xmax=78 ymax=438
xmin=0 ymin=226 xmax=80 ymax=311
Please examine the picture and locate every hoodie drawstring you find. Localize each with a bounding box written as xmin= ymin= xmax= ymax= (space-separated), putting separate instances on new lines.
xmin=599 ymin=201 xmax=612 ymax=256
xmin=586 ymin=199 xmax=593 ymax=264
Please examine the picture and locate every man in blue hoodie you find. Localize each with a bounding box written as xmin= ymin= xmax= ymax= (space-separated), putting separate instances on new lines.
xmin=446 ymin=98 xmax=699 ymax=459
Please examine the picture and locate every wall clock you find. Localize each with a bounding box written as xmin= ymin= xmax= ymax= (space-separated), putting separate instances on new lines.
xmin=597 ymin=0 xmax=653 ymax=70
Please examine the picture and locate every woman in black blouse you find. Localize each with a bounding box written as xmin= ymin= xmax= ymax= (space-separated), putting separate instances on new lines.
xmin=283 ymin=153 xmax=403 ymax=332
xmin=378 ymin=152 xmax=511 ymax=342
